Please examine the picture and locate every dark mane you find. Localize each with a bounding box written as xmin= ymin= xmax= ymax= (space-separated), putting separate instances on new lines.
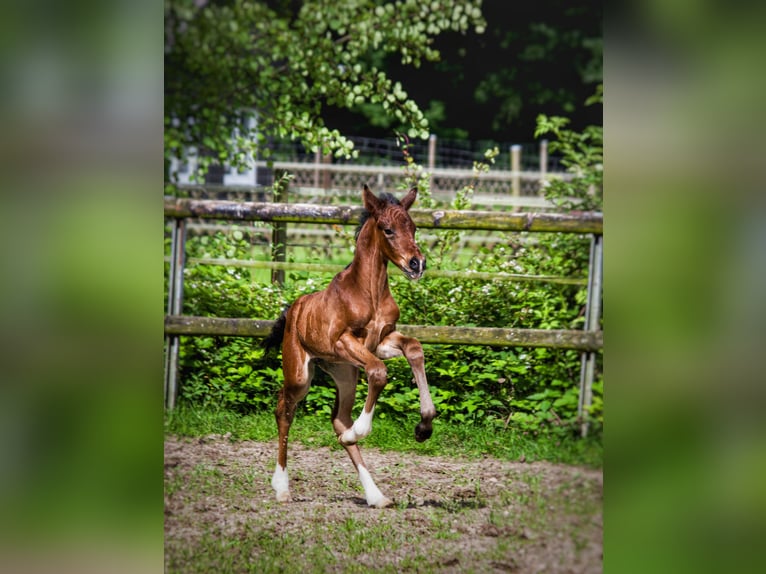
xmin=355 ymin=192 xmax=400 ymax=239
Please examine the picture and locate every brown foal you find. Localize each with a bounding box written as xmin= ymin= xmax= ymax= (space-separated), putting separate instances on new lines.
xmin=264 ymin=185 xmax=435 ymax=508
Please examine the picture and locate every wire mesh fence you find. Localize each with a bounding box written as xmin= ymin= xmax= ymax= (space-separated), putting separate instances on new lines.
xmin=263 ymin=135 xmax=564 ymax=171
xmin=169 ymin=135 xmax=569 ymax=208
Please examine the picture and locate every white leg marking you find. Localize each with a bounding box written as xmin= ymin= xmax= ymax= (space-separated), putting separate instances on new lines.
xmin=375 ymin=341 xmax=402 ymax=359
xmin=341 ymin=406 xmax=375 ymax=444
xmin=271 ymin=464 xmax=290 ymax=502
xmin=358 ymin=465 xmax=393 ymax=508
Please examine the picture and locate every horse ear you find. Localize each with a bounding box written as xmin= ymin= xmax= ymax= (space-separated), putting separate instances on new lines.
xmin=362 ymin=185 xmax=384 ymax=214
xmin=400 ymin=186 xmax=418 ymax=211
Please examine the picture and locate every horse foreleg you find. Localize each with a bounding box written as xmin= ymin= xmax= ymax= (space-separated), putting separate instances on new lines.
xmin=321 ymin=362 xmax=393 ymax=508
xmin=407 ymin=337 xmax=436 ymax=442
xmin=332 ymin=334 xmax=389 ymax=446
xmin=377 ymin=332 xmax=436 ymax=442
xmin=272 ymin=347 xmax=312 ymax=503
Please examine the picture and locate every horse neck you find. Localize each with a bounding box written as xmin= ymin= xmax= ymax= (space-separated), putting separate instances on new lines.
xmin=346 ymin=220 xmax=391 ymax=301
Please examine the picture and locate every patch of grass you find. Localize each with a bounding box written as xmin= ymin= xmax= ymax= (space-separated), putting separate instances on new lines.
xmin=369 ymin=413 xmax=604 ymax=467
xmin=165 ymin=512 xmax=433 ymax=574
xmin=165 ymin=404 xmax=602 ymax=468
xmin=164 ymin=404 xmax=275 ymax=441
xmin=166 ymin=526 xmax=336 ymax=574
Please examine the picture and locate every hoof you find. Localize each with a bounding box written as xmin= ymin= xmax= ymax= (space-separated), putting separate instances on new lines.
xmin=414 ymin=422 xmax=432 ymax=442
xmin=275 ymin=491 xmax=291 ymax=503
xmin=369 ymin=496 xmax=394 ymax=509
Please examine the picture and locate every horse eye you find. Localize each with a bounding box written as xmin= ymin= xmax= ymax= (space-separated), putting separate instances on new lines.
xmin=383 ymin=228 xmax=394 ymax=237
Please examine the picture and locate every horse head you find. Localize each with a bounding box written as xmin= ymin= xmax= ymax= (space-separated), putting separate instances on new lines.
xmin=362 ymin=184 xmax=426 ymax=280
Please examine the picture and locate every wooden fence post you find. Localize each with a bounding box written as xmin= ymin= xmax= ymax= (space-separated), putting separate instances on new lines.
xmin=428 ymin=134 xmax=437 ymax=194
xmin=271 ymin=171 xmax=288 ymax=286
xmin=321 ymin=153 xmax=332 ymax=191
xmin=313 ymin=148 xmax=321 ymax=191
xmin=428 ymin=134 xmax=437 ymax=170
xmin=164 ymin=217 xmax=186 ymax=410
xmin=511 ymin=145 xmax=521 ymax=197
xmin=539 ymin=139 xmax=548 ymax=196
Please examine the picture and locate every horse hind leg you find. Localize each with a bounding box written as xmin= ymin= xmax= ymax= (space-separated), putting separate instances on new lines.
xmin=272 ymin=346 xmax=313 ymax=503
xmin=321 ymin=362 xmax=393 ymax=509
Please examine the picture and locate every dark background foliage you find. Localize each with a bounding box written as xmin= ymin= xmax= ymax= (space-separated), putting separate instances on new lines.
xmin=324 ymin=0 xmax=602 ymax=141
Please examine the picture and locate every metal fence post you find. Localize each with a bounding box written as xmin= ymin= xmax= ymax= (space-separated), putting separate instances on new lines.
xmin=578 ymin=233 xmax=603 ymax=437
xmin=164 ymin=217 xmax=187 ymax=410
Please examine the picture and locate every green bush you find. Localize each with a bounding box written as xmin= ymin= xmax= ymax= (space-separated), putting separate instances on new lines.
xmin=167 ymin=224 xmax=602 ymax=437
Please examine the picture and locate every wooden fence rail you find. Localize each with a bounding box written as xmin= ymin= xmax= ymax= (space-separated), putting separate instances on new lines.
xmin=163 ymin=197 xmax=603 ymax=234
xmin=164 ymin=316 xmax=603 ymax=351
xmin=163 ymin=197 xmax=603 ymax=436
xmin=169 ymin=257 xmax=588 ymax=286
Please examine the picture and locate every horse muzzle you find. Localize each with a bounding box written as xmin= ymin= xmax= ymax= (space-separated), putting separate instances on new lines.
xmin=402 ymin=256 xmax=426 ymax=280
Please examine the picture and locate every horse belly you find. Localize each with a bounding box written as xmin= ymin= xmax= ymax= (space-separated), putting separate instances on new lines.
xmin=290 ymin=293 xmax=340 ymax=358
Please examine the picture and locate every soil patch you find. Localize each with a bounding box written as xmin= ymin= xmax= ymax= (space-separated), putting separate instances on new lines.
xmin=165 ymin=435 xmax=602 ymax=573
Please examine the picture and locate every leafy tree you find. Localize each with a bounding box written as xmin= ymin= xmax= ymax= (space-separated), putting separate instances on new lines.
xmin=331 ymin=0 xmax=602 ymax=141
xmin=165 ymin=0 xmax=486 ymax=178
xmin=470 ymin=0 xmax=602 ymax=135
xmin=535 ymin=84 xmax=603 ymax=211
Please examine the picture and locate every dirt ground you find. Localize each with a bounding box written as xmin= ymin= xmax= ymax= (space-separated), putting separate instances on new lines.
xmin=165 ymin=435 xmax=602 ymax=573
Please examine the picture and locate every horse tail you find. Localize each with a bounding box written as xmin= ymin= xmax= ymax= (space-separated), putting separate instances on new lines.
xmin=263 ymin=306 xmax=290 ymax=353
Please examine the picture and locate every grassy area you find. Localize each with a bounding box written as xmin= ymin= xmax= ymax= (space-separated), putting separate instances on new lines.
xmin=164 ymin=404 xmax=602 ymax=468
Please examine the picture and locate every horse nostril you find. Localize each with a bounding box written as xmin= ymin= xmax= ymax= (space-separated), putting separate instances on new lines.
xmin=409 ymin=257 xmax=420 ymax=271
